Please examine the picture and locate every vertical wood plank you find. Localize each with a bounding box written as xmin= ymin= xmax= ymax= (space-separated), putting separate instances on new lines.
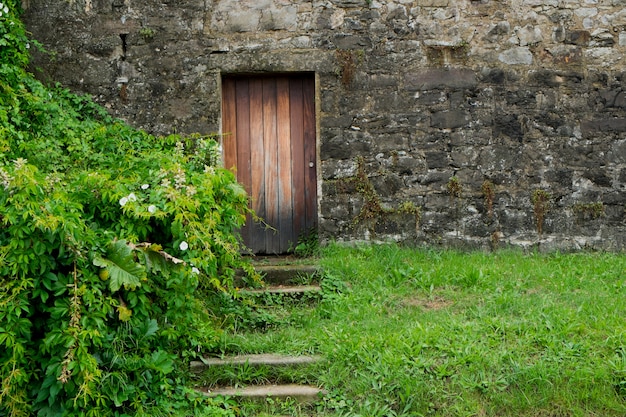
xmin=263 ymin=78 xmax=279 ymax=253
xmin=222 ymin=78 xmax=238 ymax=173
xmin=276 ymin=77 xmax=293 ymax=251
xmin=290 ymin=77 xmax=306 ymax=241
xmin=234 ymin=79 xmax=253 ymax=249
xmin=302 ymin=76 xmax=317 ymax=231
xmin=249 ymin=79 xmax=266 ymax=253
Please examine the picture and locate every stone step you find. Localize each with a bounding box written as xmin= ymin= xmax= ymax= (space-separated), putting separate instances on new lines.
xmin=241 ymin=284 xmax=322 ymax=295
xmin=190 ymin=353 xmax=322 ymax=372
xmin=237 ymin=257 xmax=321 ymax=287
xmin=254 ymin=264 xmax=321 ymax=286
xmin=199 ymin=384 xmax=325 ymax=404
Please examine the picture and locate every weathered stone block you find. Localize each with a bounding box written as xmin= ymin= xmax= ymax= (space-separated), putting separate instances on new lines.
xmin=430 ymin=110 xmax=470 ymax=130
xmin=494 ymin=114 xmax=523 ymax=141
xmin=225 ymin=10 xmax=261 ymax=32
xmin=404 ymin=68 xmax=477 ymax=91
xmin=260 ymin=7 xmax=298 ymax=31
xmin=498 ymin=47 xmax=533 ymax=65
xmin=424 ymin=152 xmax=449 ymax=169
xmin=565 ymin=30 xmax=591 ymax=45
xmin=416 ymin=0 xmax=449 ymax=7
xmin=333 ymin=34 xmax=371 ymax=49
xmin=581 ymin=119 xmax=626 ymax=135
xmin=373 ymin=174 xmax=403 ymax=197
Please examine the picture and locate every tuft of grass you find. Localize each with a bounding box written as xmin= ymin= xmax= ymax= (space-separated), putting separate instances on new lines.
xmin=211 ymin=244 xmax=626 ymax=416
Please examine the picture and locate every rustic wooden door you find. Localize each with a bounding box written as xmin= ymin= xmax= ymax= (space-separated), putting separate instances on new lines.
xmin=222 ymin=74 xmax=317 ymax=254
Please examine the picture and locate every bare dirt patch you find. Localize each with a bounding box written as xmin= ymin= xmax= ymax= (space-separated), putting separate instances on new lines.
xmin=402 ymin=295 xmax=452 ymax=310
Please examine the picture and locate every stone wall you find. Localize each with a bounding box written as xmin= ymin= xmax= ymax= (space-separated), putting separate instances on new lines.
xmin=23 ymin=0 xmax=626 ymax=250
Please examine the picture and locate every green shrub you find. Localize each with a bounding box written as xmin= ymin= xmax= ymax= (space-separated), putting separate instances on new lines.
xmin=1 ymin=5 xmax=251 ymax=416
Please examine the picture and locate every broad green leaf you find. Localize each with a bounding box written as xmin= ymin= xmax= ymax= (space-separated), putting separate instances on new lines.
xmin=93 ymin=240 xmax=146 ymax=292
xmin=137 ymin=243 xmax=169 ymax=277
xmin=150 ymin=350 xmax=174 ymax=374
xmin=140 ymin=319 xmax=159 ymax=340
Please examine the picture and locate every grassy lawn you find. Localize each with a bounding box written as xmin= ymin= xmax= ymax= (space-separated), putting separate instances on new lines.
xmin=212 ymin=244 xmax=626 ymax=416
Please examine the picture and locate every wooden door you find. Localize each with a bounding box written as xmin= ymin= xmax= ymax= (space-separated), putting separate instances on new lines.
xmin=222 ymin=74 xmax=317 ymax=254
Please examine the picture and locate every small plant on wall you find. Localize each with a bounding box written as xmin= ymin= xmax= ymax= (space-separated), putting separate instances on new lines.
xmin=481 ymin=180 xmax=495 ymax=218
xmin=139 ymin=27 xmax=156 ymax=41
xmin=397 ymin=201 xmax=422 ymax=234
xmin=532 ymin=189 xmax=551 ymax=236
xmin=336 ymin=49 xmax=364 ymax=87
xmin=572 ymin=202 xmax=605 ymax=221
xmin=447 ymin=176 xmax=463 ymax=236
xmin=353 ymin=156 xmax=384 ymax=224
xmin=447 ymin=176 xmax=462 ymax=200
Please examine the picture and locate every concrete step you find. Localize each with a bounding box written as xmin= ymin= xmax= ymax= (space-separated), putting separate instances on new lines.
xmin=191 ymin=353 xmax=322 ymax=372
xmin=199 ymin=384 xmax=325 ymax=404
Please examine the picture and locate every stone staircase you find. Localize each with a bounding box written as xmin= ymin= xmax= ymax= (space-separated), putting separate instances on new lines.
xmin=193 ymin=258 xmax=326 ymax=406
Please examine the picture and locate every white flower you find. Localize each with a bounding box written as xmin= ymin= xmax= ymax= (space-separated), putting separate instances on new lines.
xmin=119 ymin=196 xmax=128 ymax=207
xmin=3 ymin=6 xmax=7 ymax=13
xmin=127 ymin=192 xmax=137 ymax=202
xmin=26 ymin=43 xmax=30 ymax=49
xmin=191 ymin=267 xmax=200 ymax=275
xmin=179 ymin=241 xmax=189 ymax=251
xmin=141 ymin=183 xmax=150 ymax=190
xmin=148 ymin=205 xmax=157 ymax=214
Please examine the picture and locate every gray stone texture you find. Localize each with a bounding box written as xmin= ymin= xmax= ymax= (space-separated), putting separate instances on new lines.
xmin=23 ymin=0 xmax=626 ymax=251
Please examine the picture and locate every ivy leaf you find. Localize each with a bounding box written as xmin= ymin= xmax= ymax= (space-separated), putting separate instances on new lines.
xmin=93 ymin=240 xmax=146 ymax=292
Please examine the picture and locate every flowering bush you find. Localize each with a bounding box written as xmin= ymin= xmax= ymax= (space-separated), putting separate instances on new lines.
xmin=1 ymin=4 xmax=252 ymax=416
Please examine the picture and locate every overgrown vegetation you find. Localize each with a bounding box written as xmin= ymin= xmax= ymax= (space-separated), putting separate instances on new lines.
xmin=222 ymin=244 xmax=626 ymax=416
xmin=1 ymin=4 xmax=252 ymax=415
xmin=291 ymin=228 xmax=320 ymax=258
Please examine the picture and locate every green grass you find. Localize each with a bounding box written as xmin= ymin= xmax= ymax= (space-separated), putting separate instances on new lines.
xmin=208 ymin=244 xmax=626 ymax=416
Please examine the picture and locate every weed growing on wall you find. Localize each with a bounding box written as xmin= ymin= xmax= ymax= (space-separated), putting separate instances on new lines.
xmin=481 ymin=180 xmax=495 ymax=218
xmin=348 ymin=157 xmax=421 ymax=234
xmin=572 ymin=202 xmax=605 ymax=220
xmin=335 ymin=49 xmax=364 ymax=87
xmin=447 ymin=176 xmax=463 ymax=200
xmin=532 ymin=189 xmax=551 ymax=236
xmin=0 ymin=5 xmax=249 ymax=416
